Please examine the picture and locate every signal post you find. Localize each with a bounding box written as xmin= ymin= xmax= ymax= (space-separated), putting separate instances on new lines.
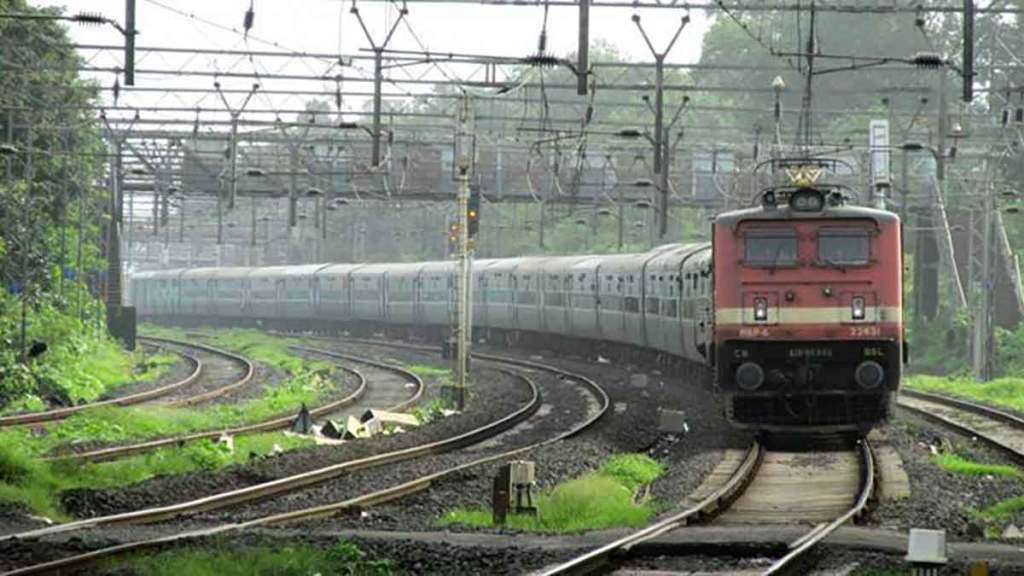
xmin=449 ymin=95 xmax=476 ymax=410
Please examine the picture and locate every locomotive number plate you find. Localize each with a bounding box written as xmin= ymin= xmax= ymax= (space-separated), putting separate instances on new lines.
xmin=739 ymin=327 xmax=771 ymax=338
xmin=849 ymin=326 xmax=882 ymax=337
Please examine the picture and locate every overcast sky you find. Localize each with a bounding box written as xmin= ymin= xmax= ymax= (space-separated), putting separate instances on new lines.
xmin=28 ymin=0 xmax=713 ymax=117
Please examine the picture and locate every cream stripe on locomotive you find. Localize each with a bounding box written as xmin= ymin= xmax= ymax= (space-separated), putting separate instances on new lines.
xmin=715 ymin=306 xmax=902 ymax=325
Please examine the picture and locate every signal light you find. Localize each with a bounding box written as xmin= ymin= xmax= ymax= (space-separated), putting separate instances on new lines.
xmin=467 ymin=187 xmax=481 ymax=239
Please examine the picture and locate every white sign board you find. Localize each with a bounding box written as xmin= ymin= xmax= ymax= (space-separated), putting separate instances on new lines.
xmin=869 ymin=119 xmax=891 ymax=186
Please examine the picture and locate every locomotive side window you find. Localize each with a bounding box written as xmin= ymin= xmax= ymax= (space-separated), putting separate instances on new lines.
xmin=818 ymin=228 xmax=870 ymax=265
xmin=743 ymin=230 xmax=798 ymax=266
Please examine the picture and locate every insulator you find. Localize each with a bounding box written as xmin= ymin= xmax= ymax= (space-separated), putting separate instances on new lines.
xmin=912 ymin=52 xmax=943 ymax=69
xmin=1002 ymin=108 xmax=1011 ymax=127
xmin=243 ymin=1 xmax=255 ymax=34
xmin=112 ymin=77 xmax=120 ymax=105
xmin=74 ymin=12 xmax=104 ymax=25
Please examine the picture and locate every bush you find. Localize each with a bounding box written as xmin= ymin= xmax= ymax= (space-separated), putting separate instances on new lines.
xmin=0 ymin=289 xmax=136 ymax=410
xmin=600 ymin=454 xmax=664 ymax=492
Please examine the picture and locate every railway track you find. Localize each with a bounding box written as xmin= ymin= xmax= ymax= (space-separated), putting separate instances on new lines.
xmin=540 ymin=438 xmax=875 ymax=576
xmin=2 ymin=353 xmax=608 ymax=576
xmin=43 ymin=344 xmax=421 ymax=463
xmin=898 ymin=389 xmax=1024 ymax=463
xmin=0 ymin=337 xmax=256 ymax=429
xmin=0 ymin=340 xmax=204 ymax=428
xmin=759 ymin=439 xmax=875 ymax=575
xmin=137 ymin=336 xmax=255 ymax=407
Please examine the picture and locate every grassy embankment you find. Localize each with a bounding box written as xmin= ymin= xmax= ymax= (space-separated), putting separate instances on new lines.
xmin=0 ymin=327 xmax=342 ymax=520
xmin=442 ymin=454 xmax=664 ymax=532
xmin=906 ymin=374 xmax=1024 ymax=413
xmin=112 ymin=539 xmax=392 ymax=576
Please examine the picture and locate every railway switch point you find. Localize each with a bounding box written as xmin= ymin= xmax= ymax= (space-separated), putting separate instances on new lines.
xmin=906 ymin=528 xmax=947 ymax=575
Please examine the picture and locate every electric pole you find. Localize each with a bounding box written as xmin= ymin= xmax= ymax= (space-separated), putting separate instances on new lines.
xmin=631 ymin=12 xmax=688 ymax=240
xmin=452 ymin=94 xmax=474 ymax=411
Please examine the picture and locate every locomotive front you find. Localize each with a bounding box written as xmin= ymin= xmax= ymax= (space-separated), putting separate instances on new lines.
xmin=712 ymin=173 xmax=903 ymax=433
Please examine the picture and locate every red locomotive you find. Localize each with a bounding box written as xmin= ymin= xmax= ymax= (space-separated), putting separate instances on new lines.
xmin=712 ymin=162 xmax=904 ymax=433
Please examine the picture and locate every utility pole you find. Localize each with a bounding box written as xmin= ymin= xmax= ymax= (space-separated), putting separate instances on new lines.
xmin=452 ymin=94 xmax=474 ymax=411
xmin=973 ymin=180 xmax=993 ymax=380
xmin=632 ymin=12 xmax=688 ymax=240
xmin=351 ymin=3 xmax=407 ymax=168
xmin=577 ymin=0 xmax=590 ymax=95
xmin=99 ymin=113 xmax=137 ymax=347
xmin=215 ymin=81 xmax=259 ymax=210
xmin=124 ymin=0 xmax=136 ymax=86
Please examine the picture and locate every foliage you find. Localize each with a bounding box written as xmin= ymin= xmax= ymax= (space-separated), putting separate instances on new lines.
xmin=0 ymin=0 xmax=112 ymax=408
xmin=904 ymin=305 xmax=971 ymax=376
xmin=599 ymin=454 xmax=664 ymax=493
xmin=413 ymin=398 xmax=454 ymax=425
xmin=441 ymin=453 xmax=663 ymax=533
xmin=978 ymin=495 xmax=1024 ymax=521
xmin=906 ymin=374 xmax=1024 ymax=413
xmin=115 ymin=539 xmax=392 ymax=576
xmin=0 ymin=289 xmax=143 ymax=410
xmin=0 ymin=328 xmax=343 ymax=518
xmin=0 ymin=430 xmax=314 ymax=520
xmin=995 ymin=325 xmax=1024 ymax=378
xmin=931 ymin=453 xmax=1021 ymax=479
xmin=404 ymin=364 xmax=452 ymax=379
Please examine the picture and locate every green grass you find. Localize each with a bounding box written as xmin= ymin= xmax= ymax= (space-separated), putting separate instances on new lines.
xmin=907 ymin=374 xmax=1024 ymax=413
xmin=113 ymin=538 xmax=391 ymax=576
xmin=0 ymin=430 xmax=315 ymax=522
xmin=441 ymin=453 xmax=664 ymax=533
xmin=931 ymin=453 xmax=1023 ymax=479
xmin=978 ymin=495 xmax=1024 ymax=520
xmin=0 ymin=327 xmax=341 ymax=520
xmin=132 ymin=351 xmax=179 ymax=383
xmin=0 ymin=338 xmax=180 ymax=417
xmin=404 ymin=363 xmax=453 ymax=379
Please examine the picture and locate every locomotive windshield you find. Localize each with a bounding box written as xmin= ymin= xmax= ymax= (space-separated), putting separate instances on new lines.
xmin=818 ymin=228 xmax=870 ymax=265
xmin=743 ymin=230 xmax=798 ymax=267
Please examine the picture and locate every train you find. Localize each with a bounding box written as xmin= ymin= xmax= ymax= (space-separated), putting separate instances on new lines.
xmin=130 ymin=165 xmax=904 ymax=434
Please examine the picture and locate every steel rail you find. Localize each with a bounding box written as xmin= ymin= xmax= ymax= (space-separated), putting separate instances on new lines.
xmin=5 ymin=349 xmax=542 ymax=543
xmin=138 ymin=337 xmax=256 ymax=407
xmin=0 ymin=341 xmax=203 ymax=428
xmin=539 ymin=442 xmax=763 ymax=576
xmin=898 ymin=389 xmax=1024 ymax=466
xmin=42 ymin=349 xmax=370 ymax=464
xmin=761 ymin=439 xmax=875 ymax=575
xmin=1 ymin=366 xmax=546 ymax=576
xmin=4 ymin=352 xmax=610 ymax=576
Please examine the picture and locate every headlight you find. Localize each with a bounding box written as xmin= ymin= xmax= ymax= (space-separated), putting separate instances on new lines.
xmin=736 ymin=362 xmax=765 ymax=391
xmin=851 ymin=296 xmax=866 ymax=320
xmin=754 ymin=297 xmax=768 ymax=322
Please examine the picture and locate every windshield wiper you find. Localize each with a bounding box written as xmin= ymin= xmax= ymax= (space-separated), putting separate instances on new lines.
xmin=767 ymin=243 xmax=786 ymax=273
xmin=824 ymin=257 xmax=848 ymax=272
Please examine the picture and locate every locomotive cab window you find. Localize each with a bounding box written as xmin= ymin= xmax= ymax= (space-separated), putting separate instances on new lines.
xmin=818 ymin=228 xmax=870 ymax=266
xmin=743 ymin=229 xmax=798 ymax=267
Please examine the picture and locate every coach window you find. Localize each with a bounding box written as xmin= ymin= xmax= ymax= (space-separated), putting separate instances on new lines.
xmin=818 ymin=228 xmax=870 ymax=266
xmin=743 ymin=229 xmax=798 ymax=267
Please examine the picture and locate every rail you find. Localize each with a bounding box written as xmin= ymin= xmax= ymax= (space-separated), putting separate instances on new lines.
xmin=4 ymin=354 xmax=608 ymax=576
xmin=761 ymin=439 xmax=875 ymax=575
xmin=539 ymin=442 xmax=763 ymax=576
xmin=0 ymin=339 xmax=203 ymax=427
